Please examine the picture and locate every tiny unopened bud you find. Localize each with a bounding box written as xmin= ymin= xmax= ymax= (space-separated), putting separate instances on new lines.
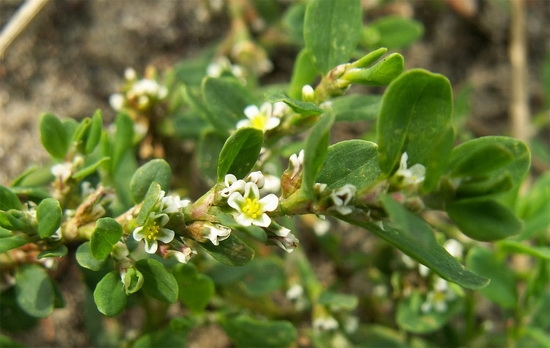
xmin=301 ymin=85 xmax=315 ymax=102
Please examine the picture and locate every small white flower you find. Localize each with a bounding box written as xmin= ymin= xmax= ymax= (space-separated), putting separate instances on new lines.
xmin=289 ymin=150 xmax=305 ymax=179
xmin=166 ymin=245 xmax=197 ymax=263
xmin=301 ymin=84 xmax=315 ymax=101
xmin=444 ymin=239 xmax=463 ymax=259
xmin=237 ymin=103 xmax=280 ymax=131
xmin=330 ymin=184 xmax=356 ymax=215
xmin=272 ymin=101 xmax=290 ymax=117
xmin=246 ymin=171 xmax=265 ymax=189
xmin=421 ymin=277 xmax=456 ymax=313
xmin=203 ymin=223 xmax=232 ymax=246
xmin=268 ymin=226 xmax=299 ymax=253
xmin=161 ymin=194 xmax=191 ymax=214
xmin=395 ymin=152 xmax=426 ymax=187
xmin=109 ymin=93 xmax=125 ymax=111
xmin=124 ymin=68 xmax=137 ymax=80
xmin=261 ymin=174 xmax=281 ymax=194
xmin=286 ymin=284 xmax=304 ymax=301
xmin=51 ymin=162 xmax=73 ymax=183
xmin=220 ymin=174 xmax=246 ymax=198
xmin=313 ymin=218 xmax=330 ymax=237
xmin=313 ymin=316 xmax=339 ymax=331
xmin=133 ymin=212 xmax=175 ymax=254
xmin=227 ymin=182 xmax=279 ymax=227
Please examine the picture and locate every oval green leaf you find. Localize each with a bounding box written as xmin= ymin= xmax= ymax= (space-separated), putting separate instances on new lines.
xmin=0 ymin=185 xmax=22 ymax=210
xmin=222 ymin=315 xmax=298 ymax=348
xmin=217 ymin=127 xmax=263 ymax=181
xmin=136 ymin=258 xmax=178 ymax=303
xmin=447 ymin=199 xmax=522 ymax=241
xmin=377 ymin=69 xmax=453 ymax=190
xmin=15 ymin=264 xmax=54 ymax=318
xmin=130 ymin=159 xmax=172 ymax=203
xmin=304 ymin=0 xmax=362 ymax=74
xmin=174 ymin=263 xmax=215 ymax=312
xmin=39 ymin=113 xmax=69 ymax=159
xmin=90 ymin=217 xmax=123 ymax=260
xmin=75 ymin=242 xmax=108 ymax=271
xmin=37 ymin=198 xmax=62 ymax=238
xmin=316 ymin=140 xmax=382 ymax=190
xmin=93 ymin=270 xmax=127 ymax=317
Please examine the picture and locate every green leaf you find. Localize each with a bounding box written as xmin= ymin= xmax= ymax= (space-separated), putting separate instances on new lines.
xmin=136 ymin=259 xmax=178 ymax=303
xmin=199 ymin=233 xmax=255 ymax=266
xmin=38 ymin=245 xmax=68 ymax=258
xmin=362 ymin=16 xmax=424 ymax=49
xmin=217 ymin=127 xmax=263 ymax=181
xmin=15 ymin=264 xmax=55 ymax=318
xmin=0 ymin=234 xmax=28 ymax=253
xmin=0 ymin=185 xmax=22 ymax=210
xmin=174 ymin=263 xmax=215 ymax=312
xmin=110 ymin=113 xmax=134 ymax=174
xmin=449 ymin=136 xmax=530 ymax=189
xmin=466 ymin=246 xmax=517 ymax=308
xmin=265 ymin=90 xmax=323 ymax=116
xmin=447 ymin=199 xmax=522 ymax=241
xmin=222 ymin=315 xmax=297 ymax=348
xmin=332 ymin=94 xmax=381 ymax=122
xmin=517 ymin=172 xmax=550 ymax=239
xmin=377 ymin=69 xmax=453 ymax=190
xmin=303 ymin=112 xmax=335 ymax=198
xmin=93 ymin=270 xmax=127 ymax=317
xmin=499 ymin=241 xmax=550 ymax=261
xmin=72 ymin=157 xmax=110 ymax=180
xmin=343 ymin=53 xmax=404 ymax=86
xmin=136 ymin=182 xmax=162 ymax=225
xmin=75 ymin=242 xmax=108 ymax=271
xmin=318 ymin=291 xmax=359 ymax=311
xmin=85 ymin=109 xmax=103 ymax=154
xmin=39 ymin=113 xmax=69 ymax=159
xmin=304 ymin=0 xmax=362 ymax=74
xmin=90 ymin=218 xmax=123 ymax=260
xmin=340 ymin=196 xmax=489 ymax=289
xmin=134 ymin=326 xmax=191 ymax=348
xmin=0 ymin=211 xmax=28 ymax=231
xmin=316 ymin=140 xmax=382 ymax=190
xmin=202 ymin=77 xmax=257 ymax=134
xmin=130 ymin=159 xmax=172 ymax=203
xmin=36 ymin=198 xmax=62 ymax=238
xmin=449 ymin=142 xmax=514 ymax=177
xmin=288 ymin=48 xmax=319 ymax=99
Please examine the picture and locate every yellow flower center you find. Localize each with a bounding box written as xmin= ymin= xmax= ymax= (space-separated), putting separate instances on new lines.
xmin=250 ymin=114 xmax=267 ymax=130
xmin=146 ymin=224 xmax=160 ymax=241
xmin=242 ymin=197 xmax=262 ymax=219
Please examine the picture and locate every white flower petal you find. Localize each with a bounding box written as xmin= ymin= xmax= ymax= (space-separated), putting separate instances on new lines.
xmin=259 ymin=194 xmax=279 ymax=212
xmin=157 ymin=228 xmax=175 ymax=244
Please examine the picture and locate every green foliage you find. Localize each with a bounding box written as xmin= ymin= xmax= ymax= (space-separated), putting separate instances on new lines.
xmin=217 ymin=127 xmax=264 ymax=181
xmin=303 ymin=111 xmax=335 ymax=198
xmin=93 ymin=270 xmax=127 ymax=317
xmin=130 ymin=159 xmax=172 ymax=203
xmin=222 ymin=315 xmax=298 ymax=348
xmin=199 ymin=234 xmax=255 ymax=266
xmin=36 ymin=198 xmax=62 ymax=238
xmin=377 ymin=69 xmax=454 ymax=191
xmin=174 ymin=263 xmax=214 ymax=312
xmin=90 ymin=218 xmax=123 ymax=260
xmin=135 ymin=259 xmax=178 ymax=303
xmin=14 ymin=265 xmax=55 ymax=318
xmin=39 ymin=113 xmax=70 ymax=159
xmin=362 ymin=16 xmax=424 ymax=49
xmin=304 ymin=0 xmax=362 ymax=74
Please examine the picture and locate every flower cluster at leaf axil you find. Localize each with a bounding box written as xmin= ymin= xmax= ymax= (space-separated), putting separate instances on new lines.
xmin=109 ymin=68 xmax=168 ymax=112
xmin=222 ymin=171 xmax=299 ymax=253
xmin=132 ymin=190 xmax=191 ymax=257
